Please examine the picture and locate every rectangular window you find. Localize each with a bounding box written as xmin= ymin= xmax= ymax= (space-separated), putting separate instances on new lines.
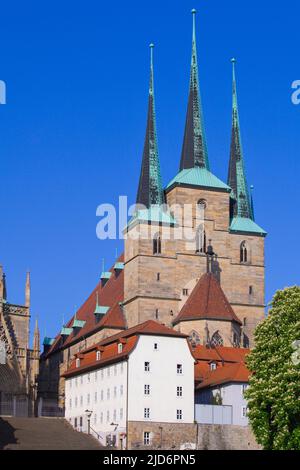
xmin=177 ymin=386 xmax=183 ymax=397
xmin=94 ymin=414 xmax=97 ymax=425
xmin=75 ymin=377 xmax=78 ymax=387
xmin=114 ymin=365 xmax=117 ymax=376
xmin=144 ymin=432 xmax=150 ymax=446
xmin=157 ymin=273 xmax=160 ymax=281
xmin=87 ymin=394 xmax=90 ymax=405
xmin=144 ymin=384 xmax=150 ymax=395
xmin=118 ymin=343 xmax=123 ymax=353
xmin=120 ymin=363 xmax=124 ymax=374
xmin=75 ymin=397 xmax=78 ymax=407
xmin=80 ymin=376 xmax=83 ymax=384
xmin=154 ymin=343 xmax=158 ymax=351
xmin=69 ymin=399 xmax=72 ymax=409
xmin=182 ymin=289 xmax=189 ymax=296
xmin=210 ymin=362 xmax=217 ymax=371
xmin=144 ymin=408 xmax=150 ymax=419
xmin=249 ymin=286 xmax=253 ymax=295
xmin=87 ymin=373 xmax=90 ymax=382
xmin=114 ymin=386 xmax=117 ymax=398
xmin=80 ymin=417 xmax=83 ymax=427
xmin=120 ymin=385 xmax=123 ymax=396
xmin=100 ymin=412 xmax=103 ymax=424
xmin=80 ymin=396 xmax=83 ymax=406
xmin=177 ymin=364 xmax=183 ymax=374
xmin=242 ymin=406 xmax=248 ymax=418
xmin=242 ymin=384 xmax=248 ymax=396
xmin=101 ymin=370 xmax=104 ymax=380
xmin=145 ymin=361 xmax=150 ymax=372
xmin=95 ymin=391 xmax=97 ymax=403
xmin=176 ymin=409 xmax=182 ymax=420
xmin=107 ymin=411 xmax=110 ymax=423
xmin=120 ymin=408 xmax=123 ymax=420
xmin=107 ymin=367 xmax=110 ymax=377
xmin=74 ymin=417 xmax=77 ymax=427
xmin=107 ymin=388 xmax=110 ymax=400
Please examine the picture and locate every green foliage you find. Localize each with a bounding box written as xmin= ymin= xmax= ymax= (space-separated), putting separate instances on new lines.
xmin=245 ymin=286 xmax=300 ymax=450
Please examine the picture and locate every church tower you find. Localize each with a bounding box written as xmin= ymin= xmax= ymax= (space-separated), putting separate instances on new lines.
xmin=124 ymin=10 xmax=266 ymax=346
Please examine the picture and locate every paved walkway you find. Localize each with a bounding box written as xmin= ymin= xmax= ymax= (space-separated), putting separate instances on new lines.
xmin=0 ymin=417 xmax=103 ymax=450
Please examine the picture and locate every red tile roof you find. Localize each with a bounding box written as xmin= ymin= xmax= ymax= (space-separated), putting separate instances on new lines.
xmin=191 ymin=344 xmax=250 ymax=364
xmin=192 ymin=344 xmax=250 ymax=385
xmin=63 ymin=320 xmax=188 ymax=378
xmin=46 ymin=256 xmax=126 ymax=357
xmin=98 ymin=319 xmax=188 ymax=346
xmin=63 ymin=336 xmax=138 ymax=378
xmin=196 ymin=362 xmax=250 ymax=389
xmin=173 ymin=273 xmax=242 ymax=325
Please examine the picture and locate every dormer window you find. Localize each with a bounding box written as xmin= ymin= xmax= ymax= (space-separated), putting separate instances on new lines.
xmin=76 ymin=358 xmax=80 ymax=368
xmin=96 ymin=351 xmax=101 ymax=361
xmin=210 ymin=362 xmax=217 ymax=371
xmin=118 ymin=343 xmax=123 ymax=354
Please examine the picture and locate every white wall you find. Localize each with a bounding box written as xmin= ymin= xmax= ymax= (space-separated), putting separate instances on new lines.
xmin=65 ymin=361 xmax=127 ymax=445
xmin=220 ymin=383 xmax=248 ymax=426
xmin=196 ymin=382 xmax=249 ymax=426
xmin=127 ymin=335 xmax=195 ymax=424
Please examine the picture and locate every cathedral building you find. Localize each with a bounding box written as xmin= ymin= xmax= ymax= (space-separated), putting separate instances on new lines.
xmin=39 ymin=9 xmax=266 ymax=413
xmin=0 ymin=267 xmax=40 ymax=416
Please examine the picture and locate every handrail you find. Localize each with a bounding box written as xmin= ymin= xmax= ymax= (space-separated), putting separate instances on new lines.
xmin=89 ymin=426 xmax=104 ymax=443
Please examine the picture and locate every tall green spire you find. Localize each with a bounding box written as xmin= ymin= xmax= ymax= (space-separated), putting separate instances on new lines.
xmin=136 ymin=44 xmax=164 ymax=208
xmin=228 ymin=58 xmax=253 ymax=220
xmin=180 ymin=9 xmax=209 ymax=171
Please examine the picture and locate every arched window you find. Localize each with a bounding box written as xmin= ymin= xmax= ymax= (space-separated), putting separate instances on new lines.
xmin=153 ymin=233 xmax=161 ymax=255
xmin=197 ymin=199 xmax=207 ymax=214
xmin=189 ymin=330 xmax=201 ymax=346
xmin=211 ymin=331 xmax=224 ymax=347
xmin=240 ymin=241 xmax=248 ymax=263
xmin=196 ymin=225 xmax=206 ymax=254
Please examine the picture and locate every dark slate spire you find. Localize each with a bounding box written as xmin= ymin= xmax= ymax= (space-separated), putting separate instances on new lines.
xmin=136 ymin=44 xmax=163 ymax=208
xmin=228 ymin=59 xmax=253 ymax=220
xmin=180 ymin=9 xmax=209 ymax=171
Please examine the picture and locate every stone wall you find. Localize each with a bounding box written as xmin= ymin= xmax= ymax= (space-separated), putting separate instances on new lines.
xmin=197 ymin=424 xmax=261 ymax=450
xmin=127 ymin=421 xmax=197 ymax=450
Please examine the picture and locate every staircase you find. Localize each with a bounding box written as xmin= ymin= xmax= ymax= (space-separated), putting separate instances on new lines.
xmin=0 ymin=417 xmax=104 ymax=450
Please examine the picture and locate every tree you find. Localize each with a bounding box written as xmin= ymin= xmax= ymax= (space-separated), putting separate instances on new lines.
xmin=245 ymin=286 xmax=300 ymax=450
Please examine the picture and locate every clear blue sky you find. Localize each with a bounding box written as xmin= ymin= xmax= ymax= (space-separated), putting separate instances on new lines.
xmin=0 ymin=0 xmax=299 ymax=342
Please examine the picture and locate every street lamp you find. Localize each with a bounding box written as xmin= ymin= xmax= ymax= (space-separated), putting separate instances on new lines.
xmin=85 ymin=409 xmax=93 ymax=434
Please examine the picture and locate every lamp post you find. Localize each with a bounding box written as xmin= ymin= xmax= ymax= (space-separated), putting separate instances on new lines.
xmin=85 ymin=409 xmax=93 ymax=434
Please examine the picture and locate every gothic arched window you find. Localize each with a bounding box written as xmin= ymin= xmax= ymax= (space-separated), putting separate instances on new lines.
xmin=196 ymin=225 xmax=206 ymax=254
xmin=153 ymin=233 xmax=161 ymax=255
xmin=240 ymin=241 xmax=248 ymax=263
xmin=189 ymin=330 xmax=201 ymax=346
xmin=211 ymin=331 xmax=224 ymax=348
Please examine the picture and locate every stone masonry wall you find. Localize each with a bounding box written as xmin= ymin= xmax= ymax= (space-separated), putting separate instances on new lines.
xmin=197 ymin=424 xmax=261 ymax=450
xmin=127 ymin=421 xmax=197 ymax=450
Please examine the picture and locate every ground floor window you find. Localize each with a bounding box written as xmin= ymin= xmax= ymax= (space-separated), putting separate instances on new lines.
xmin=143 ymin=431 xmax=150 ymax=445
xmin=176 ymin=409 xmax=182 ymax=420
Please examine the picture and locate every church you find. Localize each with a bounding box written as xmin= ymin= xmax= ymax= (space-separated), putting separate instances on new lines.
xmin=0 ymin=268 xmax=40 ymax=416
xmin=38 ymin=8 xmax=267 ymax=425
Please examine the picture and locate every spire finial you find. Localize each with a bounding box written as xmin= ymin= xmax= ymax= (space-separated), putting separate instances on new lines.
xmin=25 ymin=271 xmax=30 ymax=308
xmin=192 ymin=8 xmax=196 ymax=36
xmin=136 ymin=43 xmax=163 ymax=207
xmin=180 ymin=7 xmax=209 ymax=171
xmin=227 ymin=58 xmax=253 ymax=220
